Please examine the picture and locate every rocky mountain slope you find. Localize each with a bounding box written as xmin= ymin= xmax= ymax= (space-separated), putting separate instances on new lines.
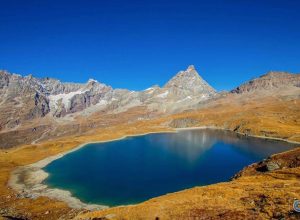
xmin=0 ymin=66 xmax=215 ymax=130
xmin=0 ymin=67 xmax=299 ymax=149
xmin=0 ymin=66 xmax=218 ymax=148
xmin=231 ymin=71 xmax=300 ymax=94
xmin=164 ymin=65 xmax=215 ymax=98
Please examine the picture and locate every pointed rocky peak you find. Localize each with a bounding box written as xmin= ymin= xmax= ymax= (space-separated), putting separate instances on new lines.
xmin=164 ymin=65 xmax=203 ymax=88
xmin=163 ymin=65 xmax=216 ymax=95
xmin=186 ymin=64 xmax=196 ymax=72
xmin=84 ymin=78 xmax=98 ymax=89
xmin=173 ymin=65 xmax=200 ymax=80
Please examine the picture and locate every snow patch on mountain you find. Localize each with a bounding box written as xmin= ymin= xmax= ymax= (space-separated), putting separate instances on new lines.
xmin=157 ymin=91 xmax=169 ymax=98
xmin=49 ymin=89 xmax=88 ymax=110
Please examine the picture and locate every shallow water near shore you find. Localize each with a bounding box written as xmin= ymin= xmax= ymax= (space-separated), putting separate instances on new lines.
xmin=43 ymin=129 xmax=297 ymax=206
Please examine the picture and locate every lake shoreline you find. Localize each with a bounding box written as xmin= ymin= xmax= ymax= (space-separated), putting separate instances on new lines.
xmin=7 ymin=130 xmax=177 ymax=211
xmin=176 ymin=126 xmax=300 ymax=145
xmin=8 ymin=126 xmax=300 ymax=211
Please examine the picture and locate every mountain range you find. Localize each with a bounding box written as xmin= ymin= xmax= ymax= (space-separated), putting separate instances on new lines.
xmin=0 ymin=66 xmax=299 ymax=148
xmin=0 ymin=65 xmax=300 ymax=220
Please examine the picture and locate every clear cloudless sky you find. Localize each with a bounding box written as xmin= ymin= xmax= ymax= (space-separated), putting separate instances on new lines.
xmin=0 ymin=0 xmax=299 ymax=91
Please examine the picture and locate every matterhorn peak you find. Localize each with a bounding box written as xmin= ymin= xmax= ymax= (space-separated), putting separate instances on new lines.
xmin=178 ymin=65 xmax=200 ymax=79
xmin=164 ymin=65 xmax=216 ymax=96
xmin=187 ymin=65 xmax=195 ymax=72
xmin=164 ymin=65 xmax=202 ymax=88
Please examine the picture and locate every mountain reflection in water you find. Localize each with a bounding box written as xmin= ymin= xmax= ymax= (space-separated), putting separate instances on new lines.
xmin=44 ymin=128 xmax=297 ymax=206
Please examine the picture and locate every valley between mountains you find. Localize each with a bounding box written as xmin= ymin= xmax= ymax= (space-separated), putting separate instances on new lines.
xmin=0 ymin=66 xmax=299 ymax=219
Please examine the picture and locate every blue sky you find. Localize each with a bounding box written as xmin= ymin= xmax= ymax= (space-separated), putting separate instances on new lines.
xmin=0 ymin=0 xmax=299 ymax=91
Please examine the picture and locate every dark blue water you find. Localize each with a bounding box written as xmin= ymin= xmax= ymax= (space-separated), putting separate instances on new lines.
xmin=44 ymin=129 xmax=297 ymax=206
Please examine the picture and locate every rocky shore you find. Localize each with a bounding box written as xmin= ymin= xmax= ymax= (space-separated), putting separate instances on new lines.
xmin=6 ymin=129 xmax=178 ymax=215
xmin=8 ymin=148 xmax=107 ymax=211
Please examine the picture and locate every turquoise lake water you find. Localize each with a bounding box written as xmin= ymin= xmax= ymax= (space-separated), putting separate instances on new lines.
xmin=43 ymin=129 xmax=297 ymax=206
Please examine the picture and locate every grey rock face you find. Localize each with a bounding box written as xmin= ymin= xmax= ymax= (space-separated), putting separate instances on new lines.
xmin=39 ymin=78 xmax=83 ymax=95
xmin=164 ymin=65 xmax=216 ymax=98
xmin=0 ymin=71 xmax=51 ymax=128
xmin=0 ymin=65 xmax=217 ymax=130
xmin=48 ymin=79 xmax=113 ymax=117
xmin=266 ymin=161 xmax=280 ymax=171
xmin=0 ymin=71 xmax=10 ymax=89
xmin=231 ymin=71 xmax=300 ymax=94
xmin=143 ymin=65 xmax=217 ymax=113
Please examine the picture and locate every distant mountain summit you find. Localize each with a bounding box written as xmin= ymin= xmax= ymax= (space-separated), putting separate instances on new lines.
xmin=164 ymin=65 xmax=215 ymax=98
xmin=231 ymin=71 xmax=300 ymax=94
